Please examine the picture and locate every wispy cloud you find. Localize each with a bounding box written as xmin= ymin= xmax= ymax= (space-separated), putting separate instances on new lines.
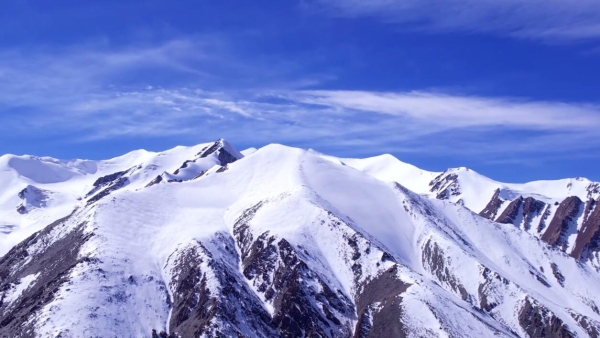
xmin=1 ymin=37 xmax=600 ymax=165
xmin=312 ymin=0 xmax=600 ymax=41
xmin=286 ymin=90 xmax=600 ymax=130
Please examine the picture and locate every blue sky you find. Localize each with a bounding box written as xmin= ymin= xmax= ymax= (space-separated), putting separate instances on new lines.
xmin=2 ymin=0 xmax=600 ymax=182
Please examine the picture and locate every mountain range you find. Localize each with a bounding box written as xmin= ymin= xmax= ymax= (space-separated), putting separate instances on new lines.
xmin=1 ymin=139 xmax=599 ymax=337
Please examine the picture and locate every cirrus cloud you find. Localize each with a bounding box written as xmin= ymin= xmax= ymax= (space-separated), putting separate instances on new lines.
xmin=312 ymin=0 xmax=600 ymax=41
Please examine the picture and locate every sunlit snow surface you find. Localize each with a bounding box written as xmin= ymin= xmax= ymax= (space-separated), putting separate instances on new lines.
xmin=1 ymin=141 xmax=600 ymax=337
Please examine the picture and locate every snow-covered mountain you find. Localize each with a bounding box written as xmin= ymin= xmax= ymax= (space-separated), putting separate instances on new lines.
xmin=340 ymin=154 xmax=600 ymax=267
xmin=1 ymin=140 xmax=600 ymax=338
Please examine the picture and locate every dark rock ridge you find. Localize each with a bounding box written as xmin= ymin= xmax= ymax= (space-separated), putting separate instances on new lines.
xmin=353 ymin=266 xmax=409 ymax=338
xmin=146 ymin=140 xmax=241 ymax=189
xmin=85 ymin=167 xmax=137 ymax=205
xmin=550 ymin=263 xmax=566 ymax=287
xmin=495 ymin=196 xmax=546 ymax=231
xmin=16 ymin=185 xmax=52 ymax=214
xmin=198 ymin=139 xmax=240 ymax=166
xmin=587 ymin=182 xmax=600 ymax=200
xmin=479 ymin=189 xmax=505 ymax=220
xmin=570 ymin=312 xmax=600 ymax=338
xmin=429 ymin=171 xmax=461 ymax=201
xmin=541 ymin=196 xmax=583 ymax=249
xmin=233 ymin=203 xmax=355 ymax=337
xmin=0 ymin=214 xmax=91 ymax=337
xmin=496 ymin=197 xmax=524 ymax=225
xmin=571 ymin=199 xmax=600 ymax=260
xmin=166 ymin=234 xmax=278 ymax=337
xmin=479 ymin=190 xmax=600 ymax=263
xmin=145 ymin=174 xmax=164 ymax=188
xmin=518 ymin=297 xmax=574 ymax=338
xmin=422 ymin=239 xmax=469 ymax=301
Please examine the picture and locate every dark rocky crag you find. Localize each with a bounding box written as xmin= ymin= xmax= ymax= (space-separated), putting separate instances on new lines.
xmin=198 ymin=139 xmax=240 ymax=166
xmin=429 ymin=171 xmax=461 ymax=201
xmin=479 ymin=189 xmax=506 ymax=220
xmin=518 ymin=297 xmax=574 ymax=338
xmin=495 ymin=196 xmax=546 ymax=231
xmin=541 ymin=196 xmax=583 ymax=249
xmin=353 ymin=266 xmax=409 ymax=338
xmin=571 ymin=199 xmax=600 ymax=260
xmin=166 ymin=234 xmax=278 ymax=338
xmin=233 ymin=203 xmax=356 ymax=337
xmin=0 ymin=214 xmax=91 ymax=337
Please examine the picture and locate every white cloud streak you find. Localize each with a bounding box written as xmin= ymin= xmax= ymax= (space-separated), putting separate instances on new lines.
xmin=1 ymin=38 xmax=600 ymax=163
xmin=313 ymin=0 xmax=600 ymax=41
xmin=287 ymin=90 xmax=600 ymax=131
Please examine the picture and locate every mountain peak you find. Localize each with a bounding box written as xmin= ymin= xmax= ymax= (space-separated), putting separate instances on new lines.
xmin=1 ymin=140 xmax=600 ymax=337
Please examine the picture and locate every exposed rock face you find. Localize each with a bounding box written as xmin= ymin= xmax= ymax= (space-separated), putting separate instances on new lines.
xmin=481 ymin=192 xmax=600 ymax=264
xmin=521 ymin=197 xmax=547 ymax=231
xmin=198 ymin=141 xmax=223 ymax=158
xmin=217 ymin=149 xmax=238 ymax=166
xmin=571 ymin=199 xmax=600 ymax=260
xmin=0 ymin=214 xmax=90 ymax=337
xmin=479 ymin=189 xmax=505 ymax=220
xmin=541 ymin=196 xmax=583 ymax=248
xmin=16 ymin=185 xmax=52 ymax=214
xmin=422 ymin=239 xmax=468 ymax=301
xmin=173 ymin=160 xmax=193 ymax=175
xmin=166 ymin=234 xmax=278 ymax=338
xmin=477 ymin=267 xmax=510 ymax=312
xmin=496 ymin=197 xmax=524 ymax=225
xmin=550 ymin=263 xmax=566 ymax=287
xmin=429 ymin=171 xmax=461 ymax=200
xmin=85 ymin=168 xmax=134 ymax=204
xmin=495 ymin=196 xmax=546 ymax=231
xmin=518 ymin=297 xmax=574 ymax=338
xmin=233 ymin=203 xmax=356 ymax=338
xmin=570 ymin=312 xmax=600 ymax=338
xmin=91 ymin=170 xmax=128 ymax=188
xmin=4 ymin=141 xmax=600 ymax=338
xmin=587 ymin=183 xmax=600 ymax=200
xmin=146 ymin=174 xmax=164 ymax=188
xmin=353 ymin=266 xmax=409 ymax=338
xmin=198 ymin=139 xmax=240 ymax=166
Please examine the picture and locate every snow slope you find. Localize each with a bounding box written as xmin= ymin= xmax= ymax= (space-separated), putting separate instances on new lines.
xmin=0 ymin=140 xmax=242 ymax=256
xmin=335 ymin=153 xmax=600 ymax=262
xmin=1 ymin=141 xmax=600 ymax=337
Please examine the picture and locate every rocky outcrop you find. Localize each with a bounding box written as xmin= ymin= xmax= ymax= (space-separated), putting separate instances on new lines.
xmin=518 ymin=297 xmax=574 ymax=338
xmin=233 ymin=204 xmax=355 ymax=337
xmin=145 ymin=174 xmax=164 ymax=188
xmin=570 ymin=312 xmax=600 ymax=338
xmin=16 ymin=185 xmax=52 ymax=214
xmin=495 ymin=196 xmax=546 ymax=231
xmin=85 ymin=168 xmax=136 ymax=204
xmin=0 ymin=214 xmax=90 ymax=337
xmin=571 ymin=199 xmax=600 ymax=260
xmin=429 ymin=171 xmax=461 ymax=200
xmin=521 ymin=197 xmax=547 ymax=231
xmin=479 ymin=189 xmax=505 ymax=220
xmin=198 ymin=139 xmax=240 ymax=166
xmin=496 ymin=197 xmax=524 ymax=225
xmin=353 ymin=266 xmax=410 ymax=338
xmin=422 ymin=239 xmax=469 ymax=301
xmin=550 ymin=263 xmax=566 ymax=287
xmin=477 ymin=267 xmax=510 ymax=312
xmin=90 ymin=170 xmax=128 ymax=188
xmin=587 ymin=183 xmax=600 ymax=200
xmin=166 ymin=234 xmax=277 ymax=337
xmin=541 ymin=196 xmax=582 ymax=248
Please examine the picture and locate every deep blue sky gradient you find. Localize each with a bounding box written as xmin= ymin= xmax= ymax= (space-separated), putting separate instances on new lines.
xmin=1 ymin=0 xmax=600 ymax=183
